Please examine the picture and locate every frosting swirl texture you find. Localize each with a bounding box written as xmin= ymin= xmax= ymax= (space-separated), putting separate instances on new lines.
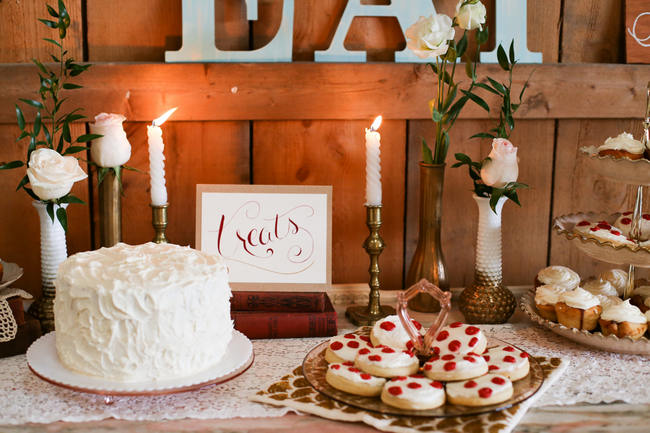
xmin=560 ymin=287 xmax=600 ymax=309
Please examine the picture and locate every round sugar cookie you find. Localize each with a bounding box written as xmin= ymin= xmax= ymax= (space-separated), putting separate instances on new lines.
xmin=430 ymin=322 xmax=487 ymax=356
xmin=326 ymin=362 xmax=386 ymax=397
xmin=325 ymin=333 xmax=373 ymax=364
xmin=446 ymin=374 xmax=513 ymax=406
xmin=380 ymin=375 xmax=445 ymax=410
xmin=370 ymin=315 xmax=425 ymax=350
xmin=355 ymin=345 xmax=419 ymax=378
xmin=422 ymin=352 xmax=488 ymax=381
xmin=482 ymin=345 xmax=530 ymax=381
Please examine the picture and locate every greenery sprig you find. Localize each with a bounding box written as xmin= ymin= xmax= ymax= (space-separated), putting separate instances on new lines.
xmin=0 ymin=0 xmax=99 ymax=231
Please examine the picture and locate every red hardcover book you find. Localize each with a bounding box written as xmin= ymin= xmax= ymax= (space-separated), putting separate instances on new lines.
xmin=231 ymin=293 xmax=337 ymax=339
xmin=231 ymin=291 xmax=327 ymax=313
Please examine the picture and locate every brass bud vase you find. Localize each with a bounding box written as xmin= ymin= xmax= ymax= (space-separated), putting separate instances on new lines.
xmin=98 ymin=170 xmax=122 ymax=247
xmin=405 ymin=162 xmax=449 ymax=312
xmin=459 ymin=195 xmax=515 ymax=323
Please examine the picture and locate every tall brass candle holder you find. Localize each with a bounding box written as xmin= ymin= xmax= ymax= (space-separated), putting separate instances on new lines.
xmin=151 ymin=203 xmax=169 ymax=244
xmin=98 ymin=170 xmax=121 ymax=247
xmin=346 ymin=205 xmax=395 ymax=325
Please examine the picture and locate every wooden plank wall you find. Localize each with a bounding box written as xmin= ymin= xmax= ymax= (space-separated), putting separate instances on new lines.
xmin=0 ymin=0 xmax=646 ymax=298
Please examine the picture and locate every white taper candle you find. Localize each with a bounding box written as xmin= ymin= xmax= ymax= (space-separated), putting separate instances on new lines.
xmin=147 ymin=124 xmax=167 ymax=206
xmin=365 ymin=116 xmax=382 ymax=206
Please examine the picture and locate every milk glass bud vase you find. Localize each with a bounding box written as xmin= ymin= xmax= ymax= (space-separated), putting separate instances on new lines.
xmin=31 ymin=200 xmax=68 ymax=333
xmin=459 ymin=194 xmax=515 ymax=323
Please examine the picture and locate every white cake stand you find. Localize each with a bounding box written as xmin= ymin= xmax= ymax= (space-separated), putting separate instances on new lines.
xmin=27 ymin=330 xmax=253 ymax=403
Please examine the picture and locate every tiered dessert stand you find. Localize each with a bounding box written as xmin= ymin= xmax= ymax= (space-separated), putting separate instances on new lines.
xmin=522 ymin=85 xmax=650 ymax=355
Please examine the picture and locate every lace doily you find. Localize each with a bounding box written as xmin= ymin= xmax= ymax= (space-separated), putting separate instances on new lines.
xmin=0 ymin=299 xmax=17 ymax=343
xmin=0 ymin=323 xmax=647 ymax=424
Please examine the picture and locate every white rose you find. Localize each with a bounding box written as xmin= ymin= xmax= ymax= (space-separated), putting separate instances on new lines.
xmin=480 ymin=138 xmax=519 ymax=188
xmin=26 ymin=148 xmax=88 ymax=201
xmin=89 ymin=113 xmax=131 ymax=167
xmin=405 ymin=14 xmax=455 ymax=59
xmin=455 ymin=0 xmax=487 ymax=30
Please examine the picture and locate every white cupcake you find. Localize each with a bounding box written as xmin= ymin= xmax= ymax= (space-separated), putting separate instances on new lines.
xmin=535 ymin=266 xmax=580 ymax=290
xmin=555 ymin=287 xmax=602 ymax=331
xmin=599 ymin=299 xmax=647 ymax=340
xmin=599 ymin=269 xmax=628 ymax=296
xmin=534 ymin=285 xmax=566 ymax=322
xmin=583 ymin=279 xmax=618 ymax=297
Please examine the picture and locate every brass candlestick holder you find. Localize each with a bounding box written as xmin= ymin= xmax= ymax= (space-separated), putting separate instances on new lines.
xmin=151 ymin=203 xmax=169 ymax=243
xmin=346 ymin=205 xmax=395 ymax=325
xmin=98 ymin=169 xmax=121 ymax=247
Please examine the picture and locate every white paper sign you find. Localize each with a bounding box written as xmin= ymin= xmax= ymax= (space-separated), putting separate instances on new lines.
xmin=196 ymin=185 xmax=332 ymax=291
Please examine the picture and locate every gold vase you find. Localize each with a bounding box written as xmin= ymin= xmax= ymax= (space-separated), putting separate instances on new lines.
xmin=405 ymin=163 xmax=449 ymax=312
xmin=98 ymin=170 xmax=121 ymax=247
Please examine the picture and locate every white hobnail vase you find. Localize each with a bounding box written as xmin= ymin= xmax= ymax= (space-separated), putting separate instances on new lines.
xmin=459 ymin=194 xmax=516 ymax=324
xmin=31 ymin=200 xmax=68 ymax=332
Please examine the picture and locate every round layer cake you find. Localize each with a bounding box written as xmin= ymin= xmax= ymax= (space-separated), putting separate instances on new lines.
xmin=54 ymin=242 xmax=233 ymax=382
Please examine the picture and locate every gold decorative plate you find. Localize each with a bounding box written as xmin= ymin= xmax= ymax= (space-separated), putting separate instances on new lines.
xmin=302 ymin=331 xmax=544 ymax=418
xmin=520 ymin=288 xmax=650 ymax=355
xmin=580 ymin=146 xmax=650 ymax=186
xmin=553 ymin=212 xmax=650 ymax=268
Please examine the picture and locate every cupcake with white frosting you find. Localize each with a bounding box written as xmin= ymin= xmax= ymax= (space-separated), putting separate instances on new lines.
xmin=599 ymin=269 xmax=628 ymax=296
xmin=595 ymin=294 xmax=623 ymax=310
xmin=598 ymin=299 xmax=648 ymax=340
xmin=583 ymin=278 xmax=618 ymax=297
xmin=534 ymin=285 xmax=566 ymax=322
xmin=597 ymin=132 xmax=645 ymax=160
xmin=535 ymin=266 xmax=580 ymax=290
xmin=630 ymin=285 xmax=650 ymax=313
xmin=554 ymin=287 xmax=602 ymax=331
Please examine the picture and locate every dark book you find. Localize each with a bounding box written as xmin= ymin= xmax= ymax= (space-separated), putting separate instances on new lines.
xmin=231 ymin=293 xmax=337 ymax=339
xmin=231 ymin=291 xmax=327 ymax=313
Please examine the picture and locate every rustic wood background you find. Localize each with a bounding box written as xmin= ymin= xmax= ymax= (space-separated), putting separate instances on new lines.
xmin=1 ymin=0 xmax=647 ymax=297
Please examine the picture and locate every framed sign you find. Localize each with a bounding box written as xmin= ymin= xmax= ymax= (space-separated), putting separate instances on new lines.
xmin=196 ymin=184 xmax=332 ymax=291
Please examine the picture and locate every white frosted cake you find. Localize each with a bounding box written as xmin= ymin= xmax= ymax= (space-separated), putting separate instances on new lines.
xmin=53 ymin=242 xmax=233 ymax=382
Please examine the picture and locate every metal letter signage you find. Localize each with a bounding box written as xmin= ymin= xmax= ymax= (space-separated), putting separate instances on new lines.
xmin=480 ymin=0 xmax=542 ymax=64
xmin=165 ymin=0 xmax=294 ymax=62
xmin=314 ymin=0 xmax=436 ymax=62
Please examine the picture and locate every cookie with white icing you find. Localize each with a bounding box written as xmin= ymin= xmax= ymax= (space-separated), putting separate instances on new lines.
xmin=355 ymin=345 xmax=419 ymax=378
xmin=422 ymin=352 xmax=488 ymax=382
xmin=326 ymin=362 xmax=386 ymax=397
xmin=430 ymin=322 xmax=487 ymax=356
xmin=446 ymin=374 xmax=513 ymax=406
xmin=325 ymin=333 xmax=373 ymax=364
xmin=380 ymin=375 xmax=445 ymax=410
xmin=613 ymin=212 xmax=650 ymax=241
xmin=370 ymin=315 xmax=425 ymax=351
xmin=482 ymin=345 xmax=530 ymax=381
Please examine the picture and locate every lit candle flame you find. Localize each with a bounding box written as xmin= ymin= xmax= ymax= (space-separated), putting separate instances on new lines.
xmin=152 ymin=107 xmax=178 ymax=127
xmin=370 ymin=115 xmax=382 ymax=131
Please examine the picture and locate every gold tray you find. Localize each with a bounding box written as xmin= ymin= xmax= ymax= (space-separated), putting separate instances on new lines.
xmin=520 ymin=288 xmax=650 ymax=355
xmin=302 ymin=329 xmax=544 ymax=418
xmin=580 ymin=146 xmax=650 ymax=186
xmin=553 ymin=212 xmax=650 ymax=268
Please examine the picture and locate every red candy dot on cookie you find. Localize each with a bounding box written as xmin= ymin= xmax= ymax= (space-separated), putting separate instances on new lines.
xmin=380 ymin=321 xmax=396 ymax=331
xmin=429 ymin=355 xmax=440 ymax=362
xmin=590 ymin=227 xmax=600 ymax=232
xmin=412 ymin=320 xmax=423 ymax=331
xmin=503 ymin=346 xmax=515 ymax=352
xmin=520 ymin=352 xmax=529 ymax=358
xmin=404 ymin=350 xmax=415 ymax=357
xmin=504 ymin=356 xmax=516 ymax=363
xmin=431 ymin=381 xmax=443 ymax=389
xmin=424 ymin=364 xmax=432 ymax=371
xmin=597 ymin=222 xmax=611 ymax=230
xmin=483 ymin=355 xmax=490 ymax=362
xmin=381 ymin=347 xmax=395 ymax=353
xmin=463 ymin=356 xmax=476 ymax=363
xmin=368 ymin=355 xmax=382 ymax=362
xmin=388 ymin=386 xmax=402 ymax=396
xmin=489 ymin=365 xmax=499 ymax=370
xmin=392 ymin=376 xmax=407 ymax=381
xmin=343 ymin=361 xmax=354 ymax=366
xmin=360 ymin=373 xmax=371 ymax=380
xmin=330 ymin=341 xmax=343 ymax=351
xmin=491 ymin=377 xmax=506 ymax=385
xmin=443 ymin=362 xmax=456 ymax=371
xmin=644 ymin=214 xmax=650 ymax=220
xmin=611 ymin=230 xmax=621 ymax=236
xmin=577 ymin=220 xmax=590 ymax=226
xmin=479 ymin=387 xmax=493 ymax=398
xmin=450 ymin=322 xmax=463 ymax=328
xmin=448 ymin=340 xmax=461 ymax=352
xmin=358 ymin=348 xmax=370 ymax=355
xmin=433 ymin=347 xmax=441 ymax=355
xmin=411 ymin=374 xmax=425 ymax=378
xmin=464 ymin=380 xmax=477 ymax=388
xmin=331 ymin=364 xmax=340 ymax=370
xmin=347 ymin=341 xmax=359 ymax=349
xmin=348 ymin=367 xmax=360 ymax=373
xmin=407 ymin=382 xmax=422 ymax=389
xmin=465 ymin=326 xmax=480 ymax=335
xmin=359 ymin=336 xmax=370 ymax=342
xmin=406 ymin=341 xmax=414 ymax=350
xmin=344 ymin=334 xmax=355 ymax=339
xmin=621 ymin=218 xmax=632 ymax=225
xmin=469 ymin=337 xmax=478 ymax=347
xmin=441 ymin=354 xmax=455 ymax=360
xmin=436 ymin=330 xmax=449 ymax=341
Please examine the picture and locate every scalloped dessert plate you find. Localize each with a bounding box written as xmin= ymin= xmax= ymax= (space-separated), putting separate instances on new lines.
xmin=580 ymin=146 xmax=650 ymax=186
xmin=0 ymin=261 xmax=24 ymax=290
xmin=520 ymin=289 xmax=650 ymax=355
xmin=27 ymin=331 xmax=254 ymax=396
xmin=554 ymin=212 xmax=650 ymax=268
